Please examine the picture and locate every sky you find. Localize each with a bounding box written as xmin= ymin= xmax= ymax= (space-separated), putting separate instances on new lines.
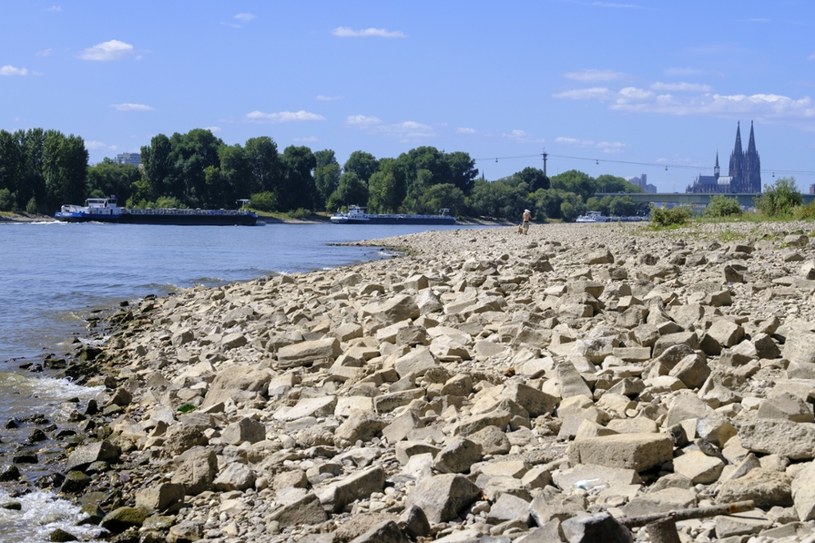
xmin=2 ymin=0 xmax=815 ymax=193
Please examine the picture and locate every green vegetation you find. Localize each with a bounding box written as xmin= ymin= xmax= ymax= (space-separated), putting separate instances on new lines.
xmin=755 ymin=177 xmax=803 ymax=217
xmin=650 ymin=205 xmax=692 ymax=227
xmin=0 ymin=126 xmax=653 ymax=221
xmin=703 ymin=195 xmax=742 ymax=218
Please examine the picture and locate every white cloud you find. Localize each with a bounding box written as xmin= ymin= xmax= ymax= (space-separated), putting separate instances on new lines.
xmin=553 ymin=87 xmax=612 ymax=100
xmin=79 ymin=40 xmax=135 ymax=61
xmin=45 ymin=5 xmax=62 ymax=12
xmin=456 ymin=127 xmax=476 ymax=134
xmin=651 ymin=81 xmax=712 ymax=93
xmin=345 ymin=114 xmax=382 ymax=126
xmin=36 ymin=48 xmax=53 ymax=57
xmin=555 ymin=78 xmax=815 ymax=124
xmin=245 ymin=110 xmax=325 ymax=123
xmin=111 ymin=102 xmax=154 ymax=112
xmin=0 ymin=65 xmax=29 ymax=76
xmin=204 ymin=126 xmax=221 ymax=133
xmin=619 ymin=86 xmax=653 ymax=100
xmin=556 ymin=136 xmax=627 ymax=153
xmin=234 ymin=13 xmax=256 ymax=23
xmin=317 ymin=95 xmax=342 ymax=102
xmin=563 ymin=69 xmax=625 ymax=82
xmin=332 ymin=27 xmax=406 ymax=38
xmin=346 ymin=115 xmax=434 ymax=140
xmin=503 ymin=129 xmax=530 ymax=141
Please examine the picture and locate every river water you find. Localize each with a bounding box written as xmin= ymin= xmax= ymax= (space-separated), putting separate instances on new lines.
xmin=0 ymin=219 xmax=478 ymax=542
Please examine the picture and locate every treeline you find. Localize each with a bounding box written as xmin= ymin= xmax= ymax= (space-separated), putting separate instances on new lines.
xmin=0 ymin=127 xmax=648 ymax=220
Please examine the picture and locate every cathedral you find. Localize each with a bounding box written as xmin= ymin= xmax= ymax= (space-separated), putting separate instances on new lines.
xmin=686 ymin=121 xmax=762 ymax=194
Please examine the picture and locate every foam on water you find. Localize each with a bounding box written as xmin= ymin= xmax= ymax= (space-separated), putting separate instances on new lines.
xmin=0 ymin=489 xmax=106 ymax=542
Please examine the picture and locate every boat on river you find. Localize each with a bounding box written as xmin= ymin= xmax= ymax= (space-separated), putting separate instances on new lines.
xmin=575 ymin=211 xmax=648 ymax=223
xmin=330 ymin=205 xmax=456 ymax=225
xmin=575 ymin=211 xmax=610 ymax=223
xmin=55 ymin=196 xmax=258 ymax=226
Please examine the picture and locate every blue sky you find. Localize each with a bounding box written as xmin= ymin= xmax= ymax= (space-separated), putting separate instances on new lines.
xmin=2 ymin=1 xmax=815 ymax=193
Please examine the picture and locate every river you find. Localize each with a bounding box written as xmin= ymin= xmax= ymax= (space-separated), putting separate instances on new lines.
xmin=0 ymin=219 xmax=480 ymax=542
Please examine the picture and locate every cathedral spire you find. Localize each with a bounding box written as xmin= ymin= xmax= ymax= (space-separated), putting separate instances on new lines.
xmin=729 ymin=121 xmax=745 ymax=191
xmin=714 ymin=150 xmax=720 ymax=179
xmin=744 ymin=120 xmax=761 ymax=192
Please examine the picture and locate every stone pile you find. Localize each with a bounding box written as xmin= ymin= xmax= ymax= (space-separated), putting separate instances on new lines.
xmin=51 ymin=221 xmax=815 ymax=542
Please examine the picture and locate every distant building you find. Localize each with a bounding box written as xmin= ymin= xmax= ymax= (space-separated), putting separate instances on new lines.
xmin=809 ymin=184 xmax=815 ymax=195
xmin=686 ymin=121 xmax=761 ymax=194
xmin=628 ymin=173 xmax=658 ymax=193
xmin=115 ymin=152 xmax=141 ymax=166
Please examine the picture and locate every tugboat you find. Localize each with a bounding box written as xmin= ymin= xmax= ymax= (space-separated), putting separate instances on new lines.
xmin=330 ymin=205 xmax=456 ymax=225
xmin=55 ymin=196 xmax=258 ymax=226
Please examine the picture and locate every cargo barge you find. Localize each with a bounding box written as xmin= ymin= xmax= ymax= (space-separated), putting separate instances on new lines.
xmin=54 ymin=197 xmax=258 ymax=226
xmin=330 ymin=205 xmax=456 ymax=225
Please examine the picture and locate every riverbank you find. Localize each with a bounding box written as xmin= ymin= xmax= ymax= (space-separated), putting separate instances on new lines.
xmin=11 ymin=220 xmax=815 ymax=542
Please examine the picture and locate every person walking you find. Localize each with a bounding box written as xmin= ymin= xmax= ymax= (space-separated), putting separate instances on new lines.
xmin=521 ymin=209 xmax=532 ymax=235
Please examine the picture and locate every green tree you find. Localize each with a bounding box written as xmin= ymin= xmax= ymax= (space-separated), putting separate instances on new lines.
xmin=421 ymin=183 xmax=465 ymax=216
xmin=551 ymin=170 xmax=595 ymax=201
xmin=343 ymin=151 xmax=379 ymax=184
xmin=327 ymin=171 xmax=369 ymax=212
xmin=0 ymin=130 xmax=23 ymax=209
xmin=245 ymin=136 xmax=281 ymax=194
xmin=279 ymin=146 xmax=316 ymax=211
xmin=313 ymin=149 xmax=341 ymax=210
xmin=466 ymin=179 xmax=528 ymax=220
xmin=218 ymin=144 xmax=251 ymax=207
xmin=595 ymin=174 xmax=639 ymax=193
xmin=368 ymin=159 xmax=405 ymax=212
xmin=446 ymin=151 xmax=478 ymax=194
xmin=87 ymin=158 xmax=141 ymax=202
xmin=756 ymin=177 xmax=801 ymax=217
xmin=560 ymin=193 xmax=585 ymax=222
xmin=141 ymin=133 xmax=173 ymax=202
xmin=515 ymin=167 xmax=549 ymax=192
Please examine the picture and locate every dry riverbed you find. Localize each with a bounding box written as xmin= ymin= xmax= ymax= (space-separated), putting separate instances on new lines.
xmin=9 ymin=220 xmax=815 ymax=543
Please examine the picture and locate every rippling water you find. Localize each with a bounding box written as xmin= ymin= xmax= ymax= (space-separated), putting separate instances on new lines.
xmin=0 ymin=219 xmax=478 ymax=542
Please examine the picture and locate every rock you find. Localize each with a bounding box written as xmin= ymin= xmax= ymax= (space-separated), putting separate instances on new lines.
xmin=717 ymin=468 xmax=792 ymax=508
xmin=277 ymin=337 xmax=341 ymax=368
xmin=220 ymin=417 xmax=266 ymax=445
xmin=269 ymin=492 xmax=328 ymax=527
xmin=561 ymin=512 xmax=633 ymax=543
xmin=171 ymin=447 xmax=218 ymax=495
xmin=320 ymin=465 xmax=386 ymax=513
xmin=433 ymin=437 xmax=482 ymax=474
xmin=791 ymin=460 xmax=815 ymax=521
xmin=568 ymin=433 xmax=673 ymax=472
xmin=135 ymin=483 xmax=185 ymax=513
xmin=739 ymin=420 xmax=815 ymax=459
xmin=349 ymin=520 xmax=410 ymax=543
xmin=406 ymin=473 xmax=482 ymax=523
xmin=673 ymin=450 xmax=724 ymax=484
xmin=65 ymin=440 xmax=121 ymax=471
xmin=201 ymin=365 xmax=271 ymax=407
xmin=99 ymin=506 xmax=149 ymax=533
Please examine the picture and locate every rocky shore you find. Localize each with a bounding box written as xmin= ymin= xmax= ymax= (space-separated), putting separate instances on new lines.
xmin=19 ymin=220 xmax=815 ymax=542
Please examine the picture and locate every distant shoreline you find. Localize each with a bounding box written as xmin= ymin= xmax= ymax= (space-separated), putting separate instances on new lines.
xmin=1 ymin=211 xmax=513 ymax=226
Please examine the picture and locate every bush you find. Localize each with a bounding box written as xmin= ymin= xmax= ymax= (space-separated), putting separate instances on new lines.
xmin=793 ymin=201 xmax=815 ymax=221
xmin=250 ymin=191 xmax=277 ymax=212
xmin=704 ymin=195 xmax=742 ymax=218
xmin=0 ymin=188 xmax=14 ymax=211
xmin=756 ymin=177 xmax=802 ymax=217
xmin=650 ymin=205 xmax=691 ymax=227
xmin=288 ymin=208 xmax=312 ymax=219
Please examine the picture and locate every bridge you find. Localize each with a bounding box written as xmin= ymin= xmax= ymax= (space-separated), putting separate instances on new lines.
xmin=597 ymin=192 xmax=815 ymax=211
